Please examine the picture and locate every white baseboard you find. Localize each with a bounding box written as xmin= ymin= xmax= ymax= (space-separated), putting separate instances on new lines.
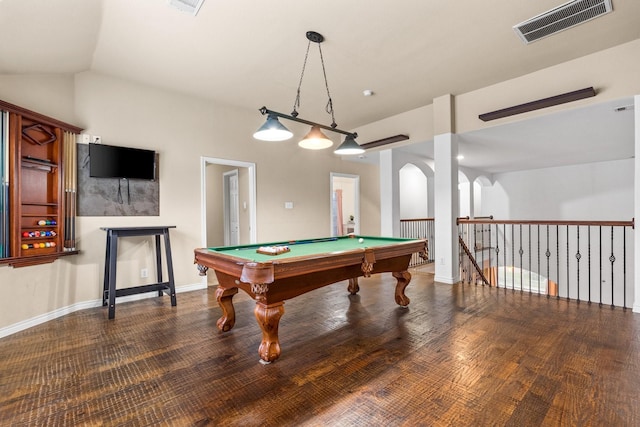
xmin=0 ymin=282 xmax=206 ymax=339
xmin=433 ymin=275 xmax=460 ymax=285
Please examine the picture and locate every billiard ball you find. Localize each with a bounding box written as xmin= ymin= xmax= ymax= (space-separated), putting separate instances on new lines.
xmin=38 ymin=220 xmax=46 ymax=226
xmin=22 ymin=231 xmax=29 ymax=238
xmin=21 ymin=243 xmax=28 ymax=250
xmin=50 ymin=242 xmax=56 ymax=247
xmin=358 ymin=238 xmax=364 ymax=243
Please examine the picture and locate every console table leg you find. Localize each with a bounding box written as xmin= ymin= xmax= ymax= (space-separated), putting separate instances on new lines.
xmin=107 ymin=234 xmax=118 ymax=319
xmin=163 ymin=230 xmax=177 ymax=306
xmin=155 ymin=235 xmax=163 ymax=297
xmin=103 ymin=233 xmax=111 ymax=306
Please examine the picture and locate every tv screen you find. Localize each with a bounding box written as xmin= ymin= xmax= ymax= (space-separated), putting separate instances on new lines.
xmin=89 ymin=143 xmax=156 ymax=180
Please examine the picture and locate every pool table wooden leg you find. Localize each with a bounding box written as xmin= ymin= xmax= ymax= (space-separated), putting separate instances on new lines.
xmin=254 ymin=302 xmax=285 ymax=363
xmin=393 ymin=270 xmax=412 ymax=306
xmin=347 ymin=277 xmax=360 ymax=294
xmin=215 ymin=286 xmax=238 ymax=332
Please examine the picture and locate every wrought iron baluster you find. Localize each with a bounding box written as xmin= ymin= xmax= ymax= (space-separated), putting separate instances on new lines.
xmin=575 ymin=226 xmax=581 ymax=303
xmin=473 ymin=223 xmax=478 ymax=284
xmin=511 ymin=224 xmax=515 ymax=290
xmin=528 ymin=224 xmax=531 ymax=293
xmin=503 ymin=224 xmax=507 ymax=289
xmin=599 ymin=226 xmax=603 ymax=307
xmin=489 ymin=223 xmax=493 ymax=286
xmin=588 ymin=226 xmax=591 ymax=304
xmin=556 ymin=225 xmax=560 ymax=300
xmin=566 ymin=225 xmax=570 ymax=301
xmin=623 ymin=227 xmax=627 ymax=309
xmin=537 ymin=225 xmax=540 ymax=295
xmin=519 ymin=225 xmax=524 ymax=291
xmin=622 ymin=227 xmax=627 ymax=310
xmin=546 ymin=225 xmax=551 ymax=299
xmin=610 ymin=226 xmax=615 ymax=308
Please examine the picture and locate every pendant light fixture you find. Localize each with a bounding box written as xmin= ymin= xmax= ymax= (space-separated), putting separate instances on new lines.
xmin=252 ymin=114 xmax=293 ymax=141
xmin=253 ymin=31 xmax=364 ymax=155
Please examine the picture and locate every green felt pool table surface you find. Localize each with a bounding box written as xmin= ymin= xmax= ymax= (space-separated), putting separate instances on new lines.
xmin=205 ymin=235 xmax=416 ymax=262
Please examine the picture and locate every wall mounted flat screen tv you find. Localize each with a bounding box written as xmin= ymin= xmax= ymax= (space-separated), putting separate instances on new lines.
xmin=89 ymin=143 xmax=156 ymax=180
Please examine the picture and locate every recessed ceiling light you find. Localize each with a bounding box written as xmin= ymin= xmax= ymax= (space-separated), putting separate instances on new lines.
xmin=457 ymin=155 xmax=464 ymax=160
xmin=363 ymin=89 xmax=374 ymax=97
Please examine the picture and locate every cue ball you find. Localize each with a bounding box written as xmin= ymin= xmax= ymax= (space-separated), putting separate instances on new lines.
xmin=358 ymin=238 xmax=364 ymax=243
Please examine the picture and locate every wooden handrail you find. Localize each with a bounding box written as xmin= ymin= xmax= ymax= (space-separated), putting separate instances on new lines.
xmin=457 ymin=218 xmax=634 ymax=228
xmin=400 ymin=218 xmax=434 ymax=222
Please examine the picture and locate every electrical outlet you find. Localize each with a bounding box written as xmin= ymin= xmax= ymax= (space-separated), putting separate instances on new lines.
xmin=140 ymin=268 xmax=149 ymax=278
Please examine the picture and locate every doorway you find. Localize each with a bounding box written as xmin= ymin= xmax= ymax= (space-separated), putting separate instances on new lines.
xmin=330 ymin=173 xmax=360 ymax=236
xmin=223 ymin=169 xmax=240 ymax=246
xmin=201 ymin=156 xmax=256 ymax=248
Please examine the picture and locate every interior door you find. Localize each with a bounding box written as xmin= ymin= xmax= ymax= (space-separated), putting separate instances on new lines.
xmin=223 ymin=169 xmax=240 ymax=246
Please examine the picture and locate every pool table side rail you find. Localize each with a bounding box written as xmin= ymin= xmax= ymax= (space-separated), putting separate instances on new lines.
xmin=194 ymin=239 xmax=427 ymax=281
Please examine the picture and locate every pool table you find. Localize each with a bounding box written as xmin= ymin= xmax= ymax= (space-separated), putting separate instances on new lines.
xmin=193 ymin=235 xmax=428 ymax=363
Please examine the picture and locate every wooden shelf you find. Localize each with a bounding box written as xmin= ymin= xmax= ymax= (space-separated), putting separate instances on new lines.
xmin=22 ymin=202 xmax=58 ymax=206
xmin=21 ymin=158 xmax=57 ymax=172
xmin=0 ymin=250 xmax=79 ymax=268
xmin=1 ymin=98 xmax=81 ymax=267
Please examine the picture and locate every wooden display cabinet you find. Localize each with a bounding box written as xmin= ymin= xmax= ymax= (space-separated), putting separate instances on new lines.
xmin=1 ymin=99 xmax=82 ymax=267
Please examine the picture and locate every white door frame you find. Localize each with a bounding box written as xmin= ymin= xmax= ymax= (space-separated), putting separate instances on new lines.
xmin=329 ymin=172 xmax=360 ymax=236
xmin=200 ymin=156 xmax=257 ymax=250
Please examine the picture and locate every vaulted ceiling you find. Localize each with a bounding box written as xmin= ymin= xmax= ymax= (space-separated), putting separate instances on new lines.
xmin=1 ymin=0 xmax=639 ymax=173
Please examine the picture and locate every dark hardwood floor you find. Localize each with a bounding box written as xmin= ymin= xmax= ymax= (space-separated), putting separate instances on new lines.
xmin=1 ymin=267 xmax=638 ymax=426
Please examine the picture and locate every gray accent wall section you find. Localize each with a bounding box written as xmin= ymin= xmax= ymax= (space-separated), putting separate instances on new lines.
xmin=77 ymin=143 xmax=159 ymax=216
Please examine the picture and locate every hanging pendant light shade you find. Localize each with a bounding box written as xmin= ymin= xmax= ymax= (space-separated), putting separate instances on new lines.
xmin=334 ymin=134 xmax=364 ymax=155
xmin=253 ymin=114 xmax=293 ymax=141
xmin=298 ymin=125 xmax=333 ymax=150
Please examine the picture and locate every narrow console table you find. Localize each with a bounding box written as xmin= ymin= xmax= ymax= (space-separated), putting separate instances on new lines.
xmin=102 ymin=226 xmax=177 ymax=319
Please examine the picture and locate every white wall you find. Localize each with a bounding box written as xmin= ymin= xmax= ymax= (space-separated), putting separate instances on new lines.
xmin=399 ymin=163 xmax=428 ymax=219
xmin=480 ymin=159 xmax=633 ymax=221
xmin=0 ymin=71 xmax=380 ymax=333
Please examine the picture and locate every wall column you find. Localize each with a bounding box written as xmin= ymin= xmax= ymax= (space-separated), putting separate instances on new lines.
xmin=427 ymin=177 xmax=435 ymax=218
xmin=634 ymin=94 xmax=640 ymax=313
xmin=467 ymin=180 xmax=475 ymax=219
xmin=379 ymin=149 xmax=400 ymax=237
xmin=433 ymin=94 xmax=459 ymax=284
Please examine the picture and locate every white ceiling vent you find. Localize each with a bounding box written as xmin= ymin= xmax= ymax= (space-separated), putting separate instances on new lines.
xmin=167 ymin=0 xmax=205 ymax=16
xmin=513 ymin=0 xmax=613 ymax=44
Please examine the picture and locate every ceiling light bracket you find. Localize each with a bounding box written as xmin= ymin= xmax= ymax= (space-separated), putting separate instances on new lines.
xmin=306 ymin=31 xmax=324 ymax=43
xmin=258 ymin=107 xmax=356 ymax=139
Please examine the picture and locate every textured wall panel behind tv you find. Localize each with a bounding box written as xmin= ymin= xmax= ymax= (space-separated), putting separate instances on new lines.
xmin=77 ymin=143 xmax=159 ymax=216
